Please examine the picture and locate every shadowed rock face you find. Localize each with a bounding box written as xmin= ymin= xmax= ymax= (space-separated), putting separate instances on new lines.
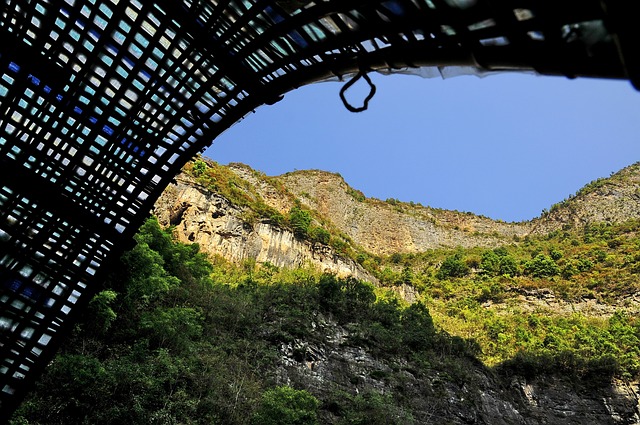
xmin=275 ymin=313 xmax=640 ymax=425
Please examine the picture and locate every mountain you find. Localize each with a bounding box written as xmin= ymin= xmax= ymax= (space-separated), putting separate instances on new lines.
xmin=151 ymin=158 xmax=640 ymax=423
xmin=154 ymin=159 xmax=640 ymax=279
xmin=153 ymin=159 xmax=528 ymax=271
xmin=13 ymin=160 xmax=640 ymax=424
xmin=154 ymin=162 xmax=378 ymax=282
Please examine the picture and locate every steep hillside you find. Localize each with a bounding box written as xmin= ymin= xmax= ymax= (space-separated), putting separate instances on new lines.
xmin=154 ymin=158 xmax=530 ymax=274
xmin=152 ymin=159 xmax=640 ymax=370
xmin=531 ymin=162 xmax=640 ymax=234
xmin=12 ymin=218 xmax=640 ymax=425
xmin=16 ymin=159 xmax=640 ymax=424
xmin=273 ymin=168 xmax=529 ymax=255
xmin=154 ymin=172 xmax=376 ymax=282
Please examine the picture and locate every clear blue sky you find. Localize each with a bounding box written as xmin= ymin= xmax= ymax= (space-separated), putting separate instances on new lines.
xmin=204 ymin=72 xmax=640 ymax=223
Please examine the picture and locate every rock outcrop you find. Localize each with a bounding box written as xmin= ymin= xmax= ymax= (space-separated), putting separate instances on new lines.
xmin=276 ymin=168 xmax=530 ymax=256
xmin=530 ymin=163 xmax=640 ymax=234
xmin=154 ymin=174 xmax=376 ymax=282
xmin=154 ymin=160 xmax=640 ymax=282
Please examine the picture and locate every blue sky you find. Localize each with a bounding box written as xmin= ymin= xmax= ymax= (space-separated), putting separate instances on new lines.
xmin=204 ymin=72 xmax=640 ymax=223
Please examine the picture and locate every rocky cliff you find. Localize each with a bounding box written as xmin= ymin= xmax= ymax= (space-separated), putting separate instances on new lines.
xmin=277 ymin=313 xmax=640 ymax=425
xmin=154 ymin=159 xmax=640 ymax=280
xmin=275 ymin=168 xmax=529 ymax=256
xmin=530 ymin=162 xmax=640 ymax=234
xmin=154 ymin=174 xmax=376 ymax=282
xmin=153 ymin=160 xmax=530 ymax=283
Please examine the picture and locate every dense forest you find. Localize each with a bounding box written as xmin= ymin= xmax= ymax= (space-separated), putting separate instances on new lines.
xmin=10 ymin=216 xmax=640 ymax=424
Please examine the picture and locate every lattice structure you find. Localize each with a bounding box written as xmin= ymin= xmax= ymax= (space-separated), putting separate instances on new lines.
xmin=0 ymin=0 xmax=636 ymax=418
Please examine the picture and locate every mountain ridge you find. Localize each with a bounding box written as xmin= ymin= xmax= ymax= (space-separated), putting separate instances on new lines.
xmin=529 ymin=162 xmax=640 ymax=234
xmin=154 ymin=158 xmax=640 ymax=272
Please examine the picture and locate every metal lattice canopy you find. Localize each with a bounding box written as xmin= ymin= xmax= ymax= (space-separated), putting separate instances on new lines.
xmin=0 ymin=0 xmax=637 ymax=417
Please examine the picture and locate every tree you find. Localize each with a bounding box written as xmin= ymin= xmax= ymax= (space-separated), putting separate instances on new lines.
xmin=251 ymin=386 xmax=319 ymax=425
xmin=401 ymin=302 xmax=436 ymax=351
xmin=289 ymin=205 xmax=312 ymax=238
xmin=549 ymin=248 xmax=563 ymax=261
xmin=436 ymin=253 xmax=469 ymax=279
xmin=141 ymin=307 xmax=204 ymax=352
xmin=498 ymin=255 xmax=518 ymax=276
xmin=318 ymin=274 xmax=343 ymax=314
xmin=309 ymin=226 xmax=330 ymax=244
xmin=84 ymin=290 xmax=118 ymax=335
xmin=120 ymin=239 xmax=181 ymax=307
xmin=524 ymin=254 xmax=560 ymax=278
xmin=192 ymin=159 xmax=207 ymax=176
xmin=482 ymin=248 xmax=518 ymax=277
xmin=399 ymin=266 xmax=414 ymax=285
xmin=344 ymin=278 xmax=376 ymax=320
xmin=481 ymin=250 xmax=500 ymax=275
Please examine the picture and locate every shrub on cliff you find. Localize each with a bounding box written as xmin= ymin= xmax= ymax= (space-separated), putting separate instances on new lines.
xmin=289 ymin=204 xmax=312 ymax=238
xmin=252 ymin=386 xmax=319 ymax=425
xmin=309 ymin=226 xmax=331 ymax=244
xmin=436 ymin=252 xmax=469 ymax=279
xmin=524 ymin=254 xmax=560 ymax=278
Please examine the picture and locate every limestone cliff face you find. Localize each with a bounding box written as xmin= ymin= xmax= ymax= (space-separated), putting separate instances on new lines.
xmin=272 ymin=164 xmax=640 ymax=253
xmin=153 ymin=175 xmax=376 ymax=282
xmin=271 ymin=169 xmax=530 ymax=256
xmin=152 ymin=161 xmax=529 ymax=278
xmin=274 ymin=164 xmax=640 ymax=255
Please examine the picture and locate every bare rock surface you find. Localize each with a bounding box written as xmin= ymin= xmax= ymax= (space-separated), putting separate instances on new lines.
xmin=275 ymin=169 xmax=530 ymax=256
xmin=154 ymin=174 xmax=376 ymax=282
xmin=530 ymin=163 xmax=640 ymax=234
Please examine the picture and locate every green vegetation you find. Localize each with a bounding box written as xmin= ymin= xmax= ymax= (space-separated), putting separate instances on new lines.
xmin=252 ymin=386 xmax=319 ymax=425
xmin=436 ymin=252 xmax=469 ymax=279
xmin=480 ymin=248 xmax=518 ymax=277
xmin=13 ymin=216 xmax=640 ymax=425
xmin=187 ymin=159 xmax=338 ymax=248
xmin=289 ymin=203 xmax=312 ymax=238
xmin=189 ymin=159 xmax=264 ymax=209
xmin=12 ymin=218 xmax=476 ymax=424
xmin=287 ymin=203 xmax=333 ymax=245
xmin=346 ymin=187 xmax=366 ymax=202
xmin=523 ymin=253 xmax=560 ymax=278
xmin=369 ymin=219 xmax=640 ymax=374
xmin=178 ymin=160 xmax=640 ymax=380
